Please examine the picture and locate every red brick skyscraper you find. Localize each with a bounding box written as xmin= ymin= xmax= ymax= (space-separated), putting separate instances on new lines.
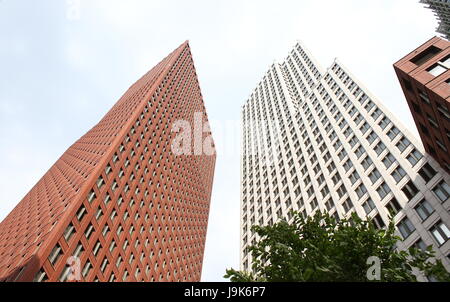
xmin=394 ymin=37 xmax=450 ymax=172
xmin=0 ymin=41 xmax=216 ymax=282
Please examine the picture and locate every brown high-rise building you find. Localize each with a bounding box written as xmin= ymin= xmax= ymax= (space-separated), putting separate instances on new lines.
xmin=0 ymin=41 xmax=216 ymax=282
xmin=394 ymin=36 xmax=450 ymax=173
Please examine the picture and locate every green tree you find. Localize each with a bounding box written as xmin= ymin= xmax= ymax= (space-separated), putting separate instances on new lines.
xmin=225 ymin=212 xmax=450 ymax=282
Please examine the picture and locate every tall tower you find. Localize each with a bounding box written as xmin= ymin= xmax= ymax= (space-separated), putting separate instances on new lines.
xmin=241 ymin=42 xmax=450 ymax=278
xmin=394 ymin=36 xmax=450 ymax=173
xmin=420 ymin=0 xmax=450 ymax=40
xmin=0 ymin=41 xmax=216 ymax=282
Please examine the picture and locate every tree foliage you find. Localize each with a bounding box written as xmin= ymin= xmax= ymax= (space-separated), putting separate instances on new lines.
xmin=225 ymin=212 xmax=450 ymax=282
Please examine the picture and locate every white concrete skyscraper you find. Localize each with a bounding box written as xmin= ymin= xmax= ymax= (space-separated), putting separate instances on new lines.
xmin=421 ymin=0 xmax=450 ymax=40
xmin=240 ymin=42 xmax=450 ymax=277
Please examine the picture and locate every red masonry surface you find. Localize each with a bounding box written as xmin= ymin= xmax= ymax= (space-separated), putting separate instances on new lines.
xmin=394 ymin=36 xmax=450 ymax=173
xmin=0 ymin=41 xmax=216 ymax=282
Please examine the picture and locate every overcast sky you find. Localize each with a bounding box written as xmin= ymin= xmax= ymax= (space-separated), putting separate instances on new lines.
xmin=0 ymin=0 xmax=439 ymax=281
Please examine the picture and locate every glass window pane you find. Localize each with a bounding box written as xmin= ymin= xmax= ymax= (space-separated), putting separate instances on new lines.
xmin=432 ymin=229 xmax=445 ymax=245
xmin=428 ymin=64 xmax=447 ymax=77
xmin=441 ymin=223 xmax=450 ymax=238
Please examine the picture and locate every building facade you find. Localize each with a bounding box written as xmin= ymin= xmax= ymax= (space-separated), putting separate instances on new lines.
xmin=241 ymin=42 xmax=450 ymax=277
xmin=394 ymin=36 xmax=450 ymax=173
xmin=0 ymin=41 xmax=216 ymax=282
xmin=421 ymin=0 xmax=450 ymax=40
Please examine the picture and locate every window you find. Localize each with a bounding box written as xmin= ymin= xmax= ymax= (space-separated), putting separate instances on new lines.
xmin=427 ymin=113 xmax=439 ymax=128
xmin=97 ymin=176 xmax=105 ymax=189
xmin=111 ymin=180 xmax=118 ymax=191
xmin=391 ymin=166 xmax=407 ymax=183
xmin=403 ymin=78 xmax=413 ymax=91
xmin=342 ymin=199 xmax=353 ymax=213
xmin=310 ymin=198 xmax=319 ymax=210
xmin=420 ymin=123 xmax=430 ymax=135
xmin=105 ymin=164 xmax=112 ymax=175
xmin=307 ymin=186 xmax=314 ymax=198
xmin=93 ymin=240 xmax=102 ymax=257
xmin=333 ymin=212 xmax=340 ymax=222
xmin=368 ymin=169 xmax=381 ymax=184
xmin=436 ymin=138 xmax=447 ymax=151
xmin=95 ymin=207 xmax=103 ymax=221
xmin=418 ymin=163 xmax=437 ymax=183
xmin=415 ymin=200 xmax=434 ymax=221
xmin=427 ymin=143 xmax=437 ymax=156
xmin=359 ymin=94 xmax=368 ymax=104
xmin=33 ymin=269 xmax=48 ymax=282
xmin=343 ymin=160 xmax=353 ymax=172
xmin=365 ymin=101 xmax=375 ymax=113
xmin=371 ymin=108 xmax=382 ymax=121
xmin=356 ymin=184 xmax=368 ymax=199
xmin=344 ymin=128 xmax=353 ymax=139
xmin=332 ymin=173 xmax=341 ymax=186
xmin=88 ymin=190 xmax=96 ymax=203
xmin=337 ymin=185 xmax=347 ymax=198
xmin=387 ymin=127 xmax=400 ymax=140
xmin=48 ymin=244 xmax=62 ymax=266
xmin=383 ymin=153 xmax=396 ymax=169
xmin=374 ymin=142 xmax=386 ymax=156
xmin=377 ymin=182 xmax=391 ymax=200
xmin=396 ymin=137 xmax=411 ymax=153
xmin=355 ymin=146 xmax=365 ymax=159
xmin=412 ymin=102 xmax=422 ymax=115
xmin=104 ymin=194 xmax=111 ymax=205
xmin=426 ymin=55 xmax=450 ymax=77
xmin=386 ymin=198 xmax=402 ymax=216
xmin=328 ymin=162 xmax=336 ymax=173
xmin=73 ymin=243 xmax=84 ymax=258
xmin=63 ymin=223 xmax=75 ymax=242
xmin=433 ymin=181 xmax=450 ymax=202
xmin=321 ymin=186 xmax=330 ymax=199
xmin=372 ymin=214 xmax=385 ymax=229
xmin=413 ymin=239 xmax=428 ymax=252
xmin=123 ymin=270 xmax=129 ymax=281
xmin=436 ymin=102 xmax=450 ymax=120
xmin=361 ymin=156 xmax=373 ymax=170
xmin=354 ymin=113 xmax=364 ymax=125
xmin=76 ymin=205 xmax=87 ymax=222
xmin=338 ymin=149 xmax=348 ymax=161
xmin=410 ymin=45 xmax=441 ymax=66
xmin=407 ymin=149 xmax=422 ymax=166
xmin=82 ymin=261 xmax=92 ymax=278
xmin=349 ymin=171 xmax=360 ymax=185
xmin=430 ymin=221 xmax=450 ymax=245
xmin=363 ymin=198 xmax=376 ymax=215
xmin=317 ymin=174 xmax=325 ymax=186
xmin=417 ymin=88 xmax=431 ymax=105
xmin=366 ymin=131 xmax=378 ymax=145
xmin=116 ymin=256 xmax=123 ymax=268
xmin=402 ymin=180 xmax=419 ymax=200
xmin=325 ymin=199 xmax=335 ymax=211
xmin=100 ymin=258 xmax=109 ymax=273
xmin=379 ymin=117 xmax=391 ymax=130
xmin=360 ymin=122 xmax=370 ymax=134
xmin=397 ymin=217 xmax=415 ymax=239
xmin=85 ymin=223 xmax=94 ymax=240
xmin=349 ymin=136 xmax=359 ymax=148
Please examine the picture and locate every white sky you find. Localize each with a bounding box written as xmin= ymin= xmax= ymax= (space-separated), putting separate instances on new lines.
xmin=0 ymin=0 xmax=439 ymax=281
